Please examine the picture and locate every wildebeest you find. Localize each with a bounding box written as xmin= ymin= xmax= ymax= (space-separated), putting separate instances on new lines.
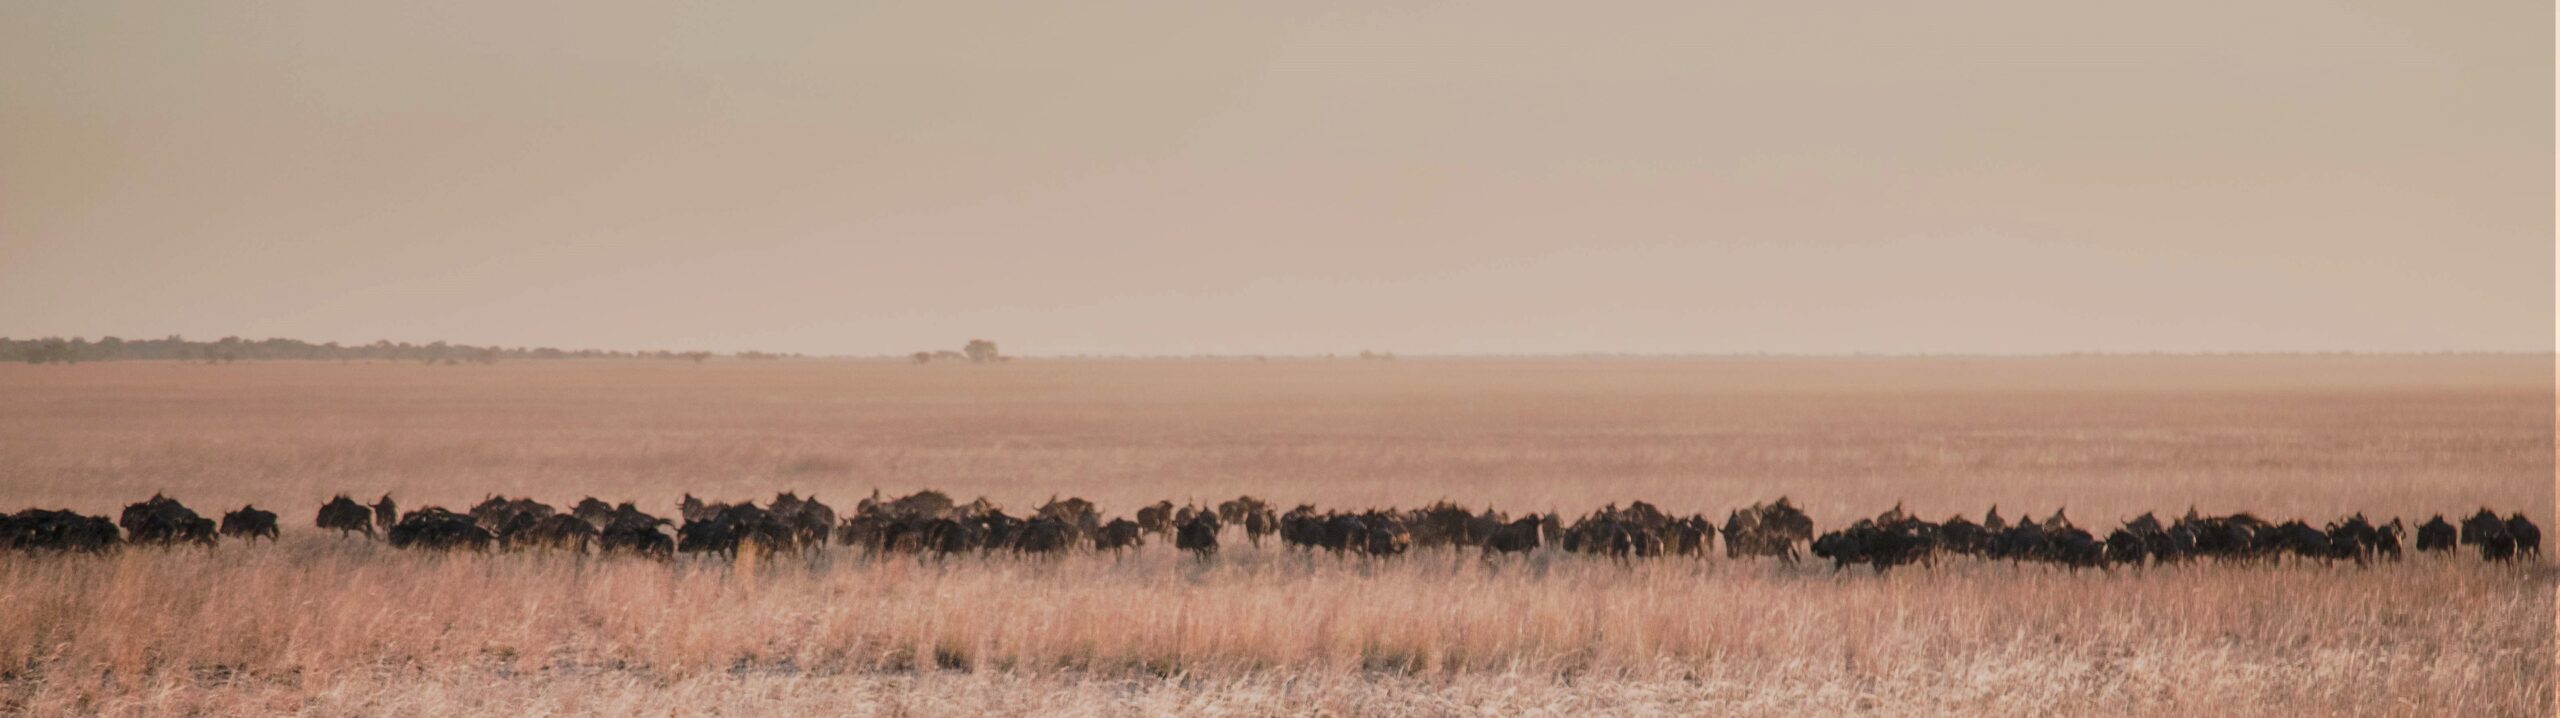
xmin=2414 ymin=515 xmax=2457 ymax=554
xmin=220 ymin=505 xmax=279 ymax=542
xmin=1813 ymin=507 xmax=1939 ymax=573
xmin=598 ymin=503 xmax=675 ymax=559
xmin=1936 ymin=514 xmax=1991 ymax=556
xmin=2506 ymin=513 xmax=2540 ymax=560
xmin=1013 ymin=517 xmax=1074 ymax=556
xmin=470 ymin=495 xmax=562 ymax=549
xmin=388 ymin=507 xmax=494 ymax=551
xmin=2321 ymin=514 xmax=2397 ymax=564
xmin=1176 ymin=512 xmax=1219 ymax=559
xmin=1360 ymin=513 xmax=1412 ymax=557
xmin=679 ymin=493 xmax=723 ymax=525
xmin=1482 ymin=515 xmax=1545 ymax=557
xmin=857 ymin=489 xmax=957 ymax=522
xmin=372 ymin=495 xmax=398 ymax=535
xmin=1408 ymin=501 xmax=1477 ymax=548
xmin=679 ymin=502 xmax=792 ymax=559
xmin=317 ymin=495 xmax=377 ymax=539
xmin=1035 ymin=496 xmax=1102 ymax=546
xmin=768 ymin=492 xmax=837 ymax=550
xmin=0 ymin=508 xmax=120 ymax=552
xmin=1280 ymin=505 xmax=1325 ymax=551
xmin=2460 ymin=508 xmax=2516 ymax=561
xmin=1095 ymin=518 xmax=1143 ymax=556
xmin=1722 ymin=498 xmax=1813 ymax=562
xmin=1135 ymin=500 xmax=1176 ymax=539
xmin=121 ymin=494 xmax=217 ymax=547
xmin=2265 ymin=521 xmax=2336 ymax=564
xmin=1242 ymin=504 xmax=1278 ymax=549
xmin=2177 ymin=509 xmax=2273 ymax=563
xmin=511 ymin=514 xmax=598 ymax=552
xmin=571 ymin=497 xmax=617 ymax=529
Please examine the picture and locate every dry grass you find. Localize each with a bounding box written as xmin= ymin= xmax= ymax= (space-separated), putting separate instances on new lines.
xmin=0 ymin=356 xmax=2550 ymax=716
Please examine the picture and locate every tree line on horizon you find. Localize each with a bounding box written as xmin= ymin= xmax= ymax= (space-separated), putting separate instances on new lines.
xmin=0 ymin=336 xmax=806 ymax=365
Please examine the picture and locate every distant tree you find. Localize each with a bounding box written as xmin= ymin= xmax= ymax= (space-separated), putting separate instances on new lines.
xmin=910 ymin=351 xmax=933 ymax=365
xmin=680 ymin=351 xmax=713 ymax=365
xmin=963 ymin=339 xmax=1000 ymax=364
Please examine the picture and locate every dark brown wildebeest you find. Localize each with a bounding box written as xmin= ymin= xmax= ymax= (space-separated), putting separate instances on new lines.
xmin=388 ymin=507 xmax=493 ymax=551
xmin=857 ymin=489 xmax=957 ymax=521
xmin=679 ymin=493 xmax=723 ymax=525
xmin=1482 ymin=515 xmax=1544 ymax=557
xmin=512 ymin=514 xmax=597 ymax=552
xmin=921 ymin=518 xmax=981 ymax=557
xmin=1242 ymin=504 xmax=1278 ymax=549
xmin=2461 ymin=508 xmax=2515 ymax=561
xmin=971 ymin=510 xmax=1022 ymax=553
xmin=1722 ymin=497 xmax=1813 ymax=562
xmin=0 ymin=508 xmax=121 ymax=552
xmin=1176 ymin=512 xmax=1219 ymax=560
xmin=1938 ymin=515 xmax=1988 ymax=556
xmin=1216 ymin=496 xmax=1271 ymax=528
xmin=1035 ymin=496 xmax=1101 ymax=545
xmin=317 ymin=495 xmax=376 ymax=539
xmin=769 ymin=492 xmax=837 ymax=550
xmin=2265 ymin=521 xmax=2336 ymax=565
xmin=598 ymin=503 xmax=674 ymax=559
xmin=2414 ymin=515 xmax=2456 ymax=554
xmin=2322 ymin=514 xmax=2387 ymax=564
xmin=572 ymin=497 xmax=616 ymax=529
xmin=2370 ymin=518 xmax=2404 ymax=560
xmin=1095 ymin=518 xmax=1143 ymax=556
xmin=1409 ymin=501 xmax=1475 ymax=548
xmin=121 ymin=494 xmax=217 ymax=547
xmin=679 ymin=503 xmax=792 ymax=559
xmin=1361 ymin=512 xmax=1412 ymax=557
xmin=1013 ymin=517 xmax=1072 ymax=556
xmin=2176 ymin=510 xmax=2272 ymax=563
xmin=1280 ymin=505 xmax=1324 ymax=551
xmin=1135 ymin=500 xmax=1175 ymax=539
xmin=220 ymin=505 xmax=279 ymax=542
xmin=372 ymin=495 xmax=398 ymax=535
xmin=471 ymin=495 xmax=556 ymax=535
xmin=2507 ymin=513 xmax=2540 ymax=560
xmin=1671 ymin=515 xmax=1716 ymax=558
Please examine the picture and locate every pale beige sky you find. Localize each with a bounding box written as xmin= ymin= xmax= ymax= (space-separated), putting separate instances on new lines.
xmin=0 ymin=2 xmax=2548 ymax=355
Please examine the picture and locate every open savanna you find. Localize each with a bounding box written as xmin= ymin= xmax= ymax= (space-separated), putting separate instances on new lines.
xmin=0 ymin=356 xmax=2550 ymax=716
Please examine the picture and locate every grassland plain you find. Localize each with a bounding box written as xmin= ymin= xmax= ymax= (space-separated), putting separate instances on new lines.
xmin=0 ymin=356 xmax=2549 ymax=716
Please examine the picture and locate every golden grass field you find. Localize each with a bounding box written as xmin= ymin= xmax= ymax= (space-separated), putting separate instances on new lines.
xmin=0 ymin=356 xmax=2550 ymax=716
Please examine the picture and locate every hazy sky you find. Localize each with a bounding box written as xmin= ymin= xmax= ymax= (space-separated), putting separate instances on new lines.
xmin=1 ymin=2 xmax=2549 ymax=356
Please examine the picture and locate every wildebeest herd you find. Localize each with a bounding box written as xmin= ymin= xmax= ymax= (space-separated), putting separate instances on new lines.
xmin=0 ymin=491 xmax=2542 ymax=573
